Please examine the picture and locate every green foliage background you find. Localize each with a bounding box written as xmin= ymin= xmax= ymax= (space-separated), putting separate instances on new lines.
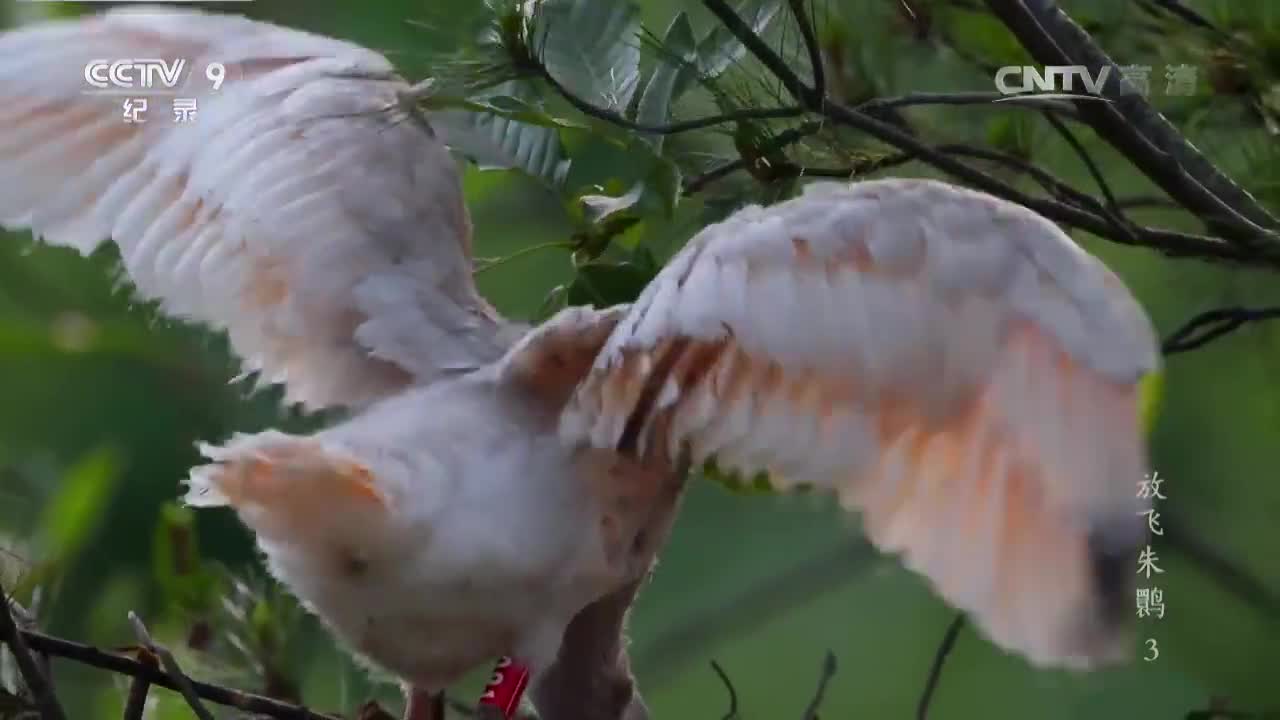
xmin=0 ymin=0 xmax=1277 ymax=718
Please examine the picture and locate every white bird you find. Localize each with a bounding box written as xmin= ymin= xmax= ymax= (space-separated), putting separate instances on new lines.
xmin=0 ymin=5 xmax=1161 ymax=720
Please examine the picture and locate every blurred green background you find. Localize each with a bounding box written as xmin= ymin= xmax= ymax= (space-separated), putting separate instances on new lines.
xmin=0 ymin=0 xmax=1278 ymax=718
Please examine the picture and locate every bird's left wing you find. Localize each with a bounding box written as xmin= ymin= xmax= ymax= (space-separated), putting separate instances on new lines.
xmin=0 ymin=6 xmax=515 ymax=410
xmin=546 ymin=178 xmax=1161 ymax=670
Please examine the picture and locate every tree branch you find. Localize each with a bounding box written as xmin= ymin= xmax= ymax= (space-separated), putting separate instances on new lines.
xmin=799 ymin=651 xmax=837 ymax=720
xmin=128 ymin=612 xmax=213 ymax=720
xmin=18 ymin=629 xmax=339 ymax=720
xmin=981 ymin=0 xmax=1280 ymax=246
xmin=708 ymin=660 xmax=739 ymax=720
xmin=1161 ymin=306 xmax=1280 ymax=355
xmin=916 ymin=614 xmax=965 ymax=720
xmin=854 ymin=90 xmax=1078 ymax=117
xmin=1135 ymin=0 xmax=1231 ymax=42
xmin=692 ymin=0 xmax=1280 ymax=269
xmin=787 ymin=0 xmax=825 ymax=102
xmin=0 ymin=585 xmax=64 ymax=720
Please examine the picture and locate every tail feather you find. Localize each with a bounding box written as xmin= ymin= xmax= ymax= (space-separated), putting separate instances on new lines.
xmin=184 ymin=430 xmax=388 ymax=542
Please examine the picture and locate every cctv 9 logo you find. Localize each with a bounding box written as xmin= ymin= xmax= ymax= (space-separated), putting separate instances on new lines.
xmin=83 ymin=59 xmax=228 ymax=92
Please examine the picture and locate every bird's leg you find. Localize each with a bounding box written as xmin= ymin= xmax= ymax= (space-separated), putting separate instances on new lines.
xmin=402 ymin=686 xmax=445 ymax=720
xmin=476 ymin=656 xmax=532 ymax=720
xmin=529 ymin=577 xmax=649 ymax=720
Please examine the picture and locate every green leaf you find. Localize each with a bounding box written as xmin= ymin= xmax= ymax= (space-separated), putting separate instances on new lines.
xmin=535 ymin=0 xmax=642 ymax=112
xmin=576 ymin=146 xmax=682 ymax=226
xmin=682 ymin=0 xmax=783 ymax=94
xmin=36 ymin=447 xmax=121 ymax=563
xmin=566 ymin=250 xmax=658 ymax=307
xmin=642 ymin=155 xmax=683 ymax=218
xmin=432 ymin=83 xmax=573 ymax=188
xmin=637 ymin=12 xmax=698 ymax=152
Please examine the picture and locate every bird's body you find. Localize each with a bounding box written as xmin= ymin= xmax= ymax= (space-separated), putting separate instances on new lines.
xmin=197 ymin=374 xmax=623 ymax=692
xmin=0 ymin=5 xmax=1162 ymax=719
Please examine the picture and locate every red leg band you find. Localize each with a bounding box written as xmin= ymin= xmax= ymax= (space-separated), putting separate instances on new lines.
xmin=478 ymin=656 xmax=530 ymax=718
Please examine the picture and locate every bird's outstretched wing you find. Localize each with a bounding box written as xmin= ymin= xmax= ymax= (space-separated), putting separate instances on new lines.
xmin=550 ymin=178 xmax=1161 ymax=669
xmin=0 ymin=6 xmax=514 ymax=410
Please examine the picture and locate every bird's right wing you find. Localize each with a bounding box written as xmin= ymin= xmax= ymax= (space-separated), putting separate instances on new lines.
xmin=0 ymin=6 xmax=516 ymax=411
xmin=541 ymin=178 xmax=1160 ymax=670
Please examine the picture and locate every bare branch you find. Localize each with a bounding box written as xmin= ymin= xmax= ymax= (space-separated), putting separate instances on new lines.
xmin=122 ymin=655 xmax=156 ymax=720
xmin=800 ymin=651 xmax=837 ymax=720
xmin=128 ymin=612 xmax=214 ymax=720
xmin=916 ymin=614 xmax=965 ymax=720
xmin=1040 ymin=111 xmax=1121 ymax=213
xmin=1161 ymin=306 xmax=1280 ymax=355
xmin=19 ymin=629 xmax=339 ymax=719
xmin=708 ymin=660 xmax=739 ymax=720
xmin=0 ymin=584 xmax=64 ymax=720
xmin=1137 ymin=0 xmax=1228 ymax=39
xmin=854 ymin=91 xmax=1078 ymax=117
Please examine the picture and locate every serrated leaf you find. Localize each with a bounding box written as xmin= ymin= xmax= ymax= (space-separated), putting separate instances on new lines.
xmin=431 ymin=83 xmax=572 ymax=188
xmin=536 ymin=0 xmax=642 ymax=112
xmin=637 ymin=12 xmax=698 ymax=152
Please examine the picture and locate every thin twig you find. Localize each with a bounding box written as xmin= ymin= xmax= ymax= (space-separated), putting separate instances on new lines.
xmin=684 ymin=121 xmax=823 ymax=194
xmin=1184 ymin=709 xmax=1280 ymax=719
xmin=708 ymin=660 xmax=739 ymax=720
xmin=1039 ymin=109 xmax=1136 ymax=241
xmin=122 ymin=655 xmax=155 ymax=720
xmin=1161 ymin=307 xmax=1280 ymax=355
xmin=854 ymin=90 xmax=1078 ymax=117
xmin=787 ymin=0 xmax=825 ymax=102
xmin=0 ymin=584 xmax=64 ymax=720
xmin=1040 ymin=110 xmax=1121 ymax=214
xmin=1140 ymin=0 xmax=1229 ymax=39
xmin=129 ymin=612 xmax=214 ymax=720
xmin=474 ymin=241 xmax=575 ymax=275
xmin=19 ymin=629 xmax=338 ymax=719
xmin=701 ymin=0 xmax=816 ymax=107
xmin=540 ymin=67 xmax=804 ymax=134
xmin=800 ymin=651 xmax=837 ymax=720
xmin=1116 ymin=195 xmax=1181 ymax=210
xmin=916 ymin=614 xmax=965 ymax=720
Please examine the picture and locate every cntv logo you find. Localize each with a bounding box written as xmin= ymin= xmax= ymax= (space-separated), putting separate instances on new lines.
xmin=993 ymin=65 xmax=1116 ymax=102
